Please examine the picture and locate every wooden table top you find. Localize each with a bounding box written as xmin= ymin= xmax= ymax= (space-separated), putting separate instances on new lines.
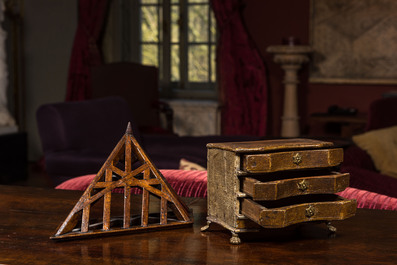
xmin=1 ymin=185 xmax=396 ymax=265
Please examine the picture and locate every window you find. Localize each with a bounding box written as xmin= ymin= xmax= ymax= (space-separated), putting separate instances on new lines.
xmin=135 ymin=0 xmax=217 ymax=99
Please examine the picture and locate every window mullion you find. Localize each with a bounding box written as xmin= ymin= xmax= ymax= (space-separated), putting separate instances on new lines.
xmin=130 ymin=1 xmax=140 ymax=62
xmin=161 ymin=0 xmax=171 ymax=95
xmin=179 ymin=0 xmax=188 ymax=90
xmin=207 ymin=2 xmax=211 ymax=84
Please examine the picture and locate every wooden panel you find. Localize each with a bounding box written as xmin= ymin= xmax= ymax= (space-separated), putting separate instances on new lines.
xmin=242 ymin=172 xmax=350 ymax=200
xmin=242 ymin=148 xmax=343 ymax=173
xmin=241 ymin=195 xmax=357 ymax=228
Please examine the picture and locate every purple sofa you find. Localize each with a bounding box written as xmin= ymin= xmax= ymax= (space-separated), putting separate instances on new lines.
xmin=340 ymin=97 xmax=397 ymax=198
xmin=341 ymin=146 xmax=397 ymax=198
xmin=36 ymin=96 xmax=260 ymax=186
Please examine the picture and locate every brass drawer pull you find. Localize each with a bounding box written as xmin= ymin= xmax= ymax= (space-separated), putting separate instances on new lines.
xmin=297 ymin=180 xmax=308 ymax=192
xmin=305 ymin=205 xmax=315 ymax=218
xmin=293 ymin=153 xmax=302 ymax=165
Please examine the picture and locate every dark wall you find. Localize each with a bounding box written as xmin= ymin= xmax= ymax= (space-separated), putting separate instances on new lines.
xmin=25 ymin=0 xmax=76 ymax=160
xmin=242 ymin=0 xmax=394 ymax=136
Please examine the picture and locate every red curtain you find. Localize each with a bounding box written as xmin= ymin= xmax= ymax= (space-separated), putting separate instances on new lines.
xmin=65 ymin=0 xmax=109 ymax=101
xmin=211 ymin=0 xmax=268 ymax=136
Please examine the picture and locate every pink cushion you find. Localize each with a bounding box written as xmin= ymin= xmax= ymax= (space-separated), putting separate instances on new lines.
xmin=56 ymin=170 xmax=397 ymax=210
xmin=337 ymin=187 xmax=397 ymax=211
xmin=55 ymin=169 xmax=207 ymax=198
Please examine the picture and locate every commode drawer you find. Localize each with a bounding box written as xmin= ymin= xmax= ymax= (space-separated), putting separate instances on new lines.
xmin=242 ymin=148 xmax=343 ymax=173
xmin=241 ymin=172 xmax=350 ymax=201
xmin=241 ymin=195 xmax=357 ymax=228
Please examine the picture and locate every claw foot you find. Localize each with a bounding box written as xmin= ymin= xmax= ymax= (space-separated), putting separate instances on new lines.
xmin=230 ymin=232 xmax=241 ymax=245
xmin=326 ymin=222 xmax=337 ymax=233
xmin=200 ymin=221 xmax=212 ymax=232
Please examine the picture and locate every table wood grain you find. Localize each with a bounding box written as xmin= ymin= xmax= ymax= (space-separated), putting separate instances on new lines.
xmin=0 ymin=185 xmax=396 ymax=264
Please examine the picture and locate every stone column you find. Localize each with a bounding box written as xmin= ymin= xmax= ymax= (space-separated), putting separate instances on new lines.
xmin=267 ymin=45 xmax=312 ymax=137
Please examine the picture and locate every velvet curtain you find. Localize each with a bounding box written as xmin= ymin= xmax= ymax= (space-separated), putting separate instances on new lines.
xmin=65 ymin=0 xmax=109 ymax=101
xmin=211 ymin=0 xmax=268 ymax=136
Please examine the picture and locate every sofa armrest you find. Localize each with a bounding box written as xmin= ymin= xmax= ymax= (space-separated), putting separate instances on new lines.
xmin=340 ymin=165 xmax=397 ymax=198
xmin=342 ymin=145 xmax=376 ymax=171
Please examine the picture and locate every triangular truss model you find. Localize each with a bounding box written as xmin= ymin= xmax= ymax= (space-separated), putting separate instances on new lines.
xmin=51 ymin=123 xmax=193 ymax=240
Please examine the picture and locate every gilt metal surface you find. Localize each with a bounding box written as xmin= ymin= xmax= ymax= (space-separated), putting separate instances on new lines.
xmin=242 ymin=148 xmax=344 ymax=173
xmin=206 ymin=138 xmax=334 ymax=153
xmin=241 ymin=172 xmax=350 ymax=201
xmin=203 ymin=138 xmax=357 ymax=244
xmin=241 ymin=196 xmax=357 ymax=228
